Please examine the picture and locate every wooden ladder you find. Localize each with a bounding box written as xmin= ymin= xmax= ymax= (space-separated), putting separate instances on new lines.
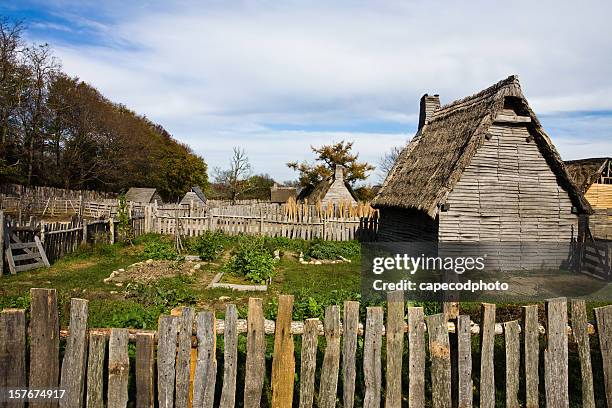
xmin=4 ymin=231 xmax=50 ymax=275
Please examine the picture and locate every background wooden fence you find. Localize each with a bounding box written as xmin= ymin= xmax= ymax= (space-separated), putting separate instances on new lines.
xmin=2 ymin=212 xmax=146 ymax=266
xmin=1 ymin=290 xmax=612 ymax=407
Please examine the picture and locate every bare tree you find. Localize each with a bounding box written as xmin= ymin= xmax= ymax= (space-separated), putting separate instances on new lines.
xmin=378 ymin=145 xmax=403 ymax=182
xmin=214 ymin=147 xmax=254 ymax=204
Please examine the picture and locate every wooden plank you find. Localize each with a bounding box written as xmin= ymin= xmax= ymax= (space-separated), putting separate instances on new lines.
xmin=522 ymin=305 xmax=539 ymax=408
xmin=59 ymin=298 xmax=89 ymax=408
xmin=271 ymin=295 xmax=295 ymax=408
xmin=85 ymin=333 xmax=105 ymax=408
xmin=0 ymin=309 xmax=26 ymax=408
xmin=342 ymin=301 xmax=359 ymax=408
xmin=363 ymin=307 xmax=383 ymax=408
xmin=158 ymin=315 xmax=179 ymax=408
xmin=244 ymin=299 xmax=265 ymax=408
xmin=408 ymin=307 xmax=425 ymax=408
xmin=385 ymin=291 xmax=404 ymax=408
xmin=14 ymin=261 xmax=46 ymax=273
xmin=426 ymin=313 xmax=452 ymax=408
xmin=570 ymin=299 xmax=595 ymax=408
xmin=457 ymin=315 xmax=472 ymax=408
xmin=544 ymin=298 xmax=568 ymax=408
xmin=9 ymin=241 xmax=38 ymax=249
xmin=595 ymin=305 xmax=612 ymax=407
xmin=108 ymin=329 xmax=130 ymax=408
xmin=299 ymin=318 xmax=319 ymax=408
xmin=479 ymin=303 xmax=495 ymax=408
xmin=136 ymin=333 xmax=155 ymax=408
xmin=34 ymin=235 xmax=50 ymax=266
xmin=192 ymin=311 xmax=217 ymax=408
xmin=220 ymin=304 xmax=238 ymax=408
xmin=174 ymin=308 xmax=194 ymax=408
xmin=504 ymin=321 xmax=520 ymax=408
xmin=319 ymin=305 xmax=341 ymax=408
xmin=29 ymin=288 xmax=60 ymax=408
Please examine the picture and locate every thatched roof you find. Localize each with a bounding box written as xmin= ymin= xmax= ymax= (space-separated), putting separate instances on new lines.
xmin=373 ymin=75 xmax=591 ymax=217
xmin=564 ymin=158 xmax=610 ymax=193
xmin=125 ymin=187 xmax=160 ymax=203
xmin=270 ymin=185 xmax=297 ymax=203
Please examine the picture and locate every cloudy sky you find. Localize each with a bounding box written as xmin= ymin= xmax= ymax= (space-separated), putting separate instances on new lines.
xmin=2 ymin=0 xmax=611 ymax=183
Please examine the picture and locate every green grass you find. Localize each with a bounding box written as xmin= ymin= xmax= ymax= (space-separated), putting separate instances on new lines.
xmin=0 ymin=233 xmax=364 ymax=327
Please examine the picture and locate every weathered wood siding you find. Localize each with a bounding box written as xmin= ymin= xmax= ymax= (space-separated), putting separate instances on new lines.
xmin=377 ymin=207 xmax=438 ymax=242
xmin=439 ymin=122 xmax=577 ymax=244
xmin=321 ymin=179 xmax=357 ymax=206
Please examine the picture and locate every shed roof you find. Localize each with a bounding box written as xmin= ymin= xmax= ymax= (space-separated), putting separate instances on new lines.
xmin=125 ymin=187 xmax=159 ymax=203
xmin=372 ymin=75 xmax=591 ymax=218
xmin=564 ymin=158 xmax=610 ymax=193
xmin=270 ymin=186 xmax=297 ymax=203
xmin=191 ymin=186 xmax=207 ymax=202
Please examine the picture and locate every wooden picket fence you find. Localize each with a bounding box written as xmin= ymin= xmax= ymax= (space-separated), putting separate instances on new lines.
xmin=2 ymin=290 xmax=612 ymax=407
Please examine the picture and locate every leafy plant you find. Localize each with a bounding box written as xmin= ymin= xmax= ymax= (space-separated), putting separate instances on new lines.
xmin=189 ymin=231 xmax=227 ymax=261
xmin=307 ymin=239 xmax=360 ymax=260
xmin=224 ymin=237 xmax=276 ymax=284
xmin=142 ymin=240 xmax=178 ymax=260
xmin=116 ymin=193 xmax=134 ymax=245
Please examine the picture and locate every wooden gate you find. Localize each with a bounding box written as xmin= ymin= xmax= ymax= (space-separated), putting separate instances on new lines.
xmin=3 ymin=227 xmax=50 ymax=275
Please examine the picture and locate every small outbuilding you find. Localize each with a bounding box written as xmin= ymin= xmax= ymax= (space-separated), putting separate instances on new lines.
xmin=180 ymin=186 xmax=207 ymax=205
xmin=270 ymin=184 xmax=297 ymax=203
xmin=373 ymin=76 xmax=590 ymax=269
xmin=297 ymin=165 xmax=357 ymax=206
xmin=565 ymin=158 xmax=611 ymax=239
xmin=125 ymin=187 xmax=163 ymax=204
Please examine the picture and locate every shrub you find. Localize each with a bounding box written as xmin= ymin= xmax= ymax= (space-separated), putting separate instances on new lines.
xmin=224 ymin=238 xmax=276 ymax=284
xmin=189 ymin=231 xmax=227 ymax=261
xmin=142 ymin=240 xmax=177 ymax=260
xmin=307 ymin=239 xmax=361 ymax=260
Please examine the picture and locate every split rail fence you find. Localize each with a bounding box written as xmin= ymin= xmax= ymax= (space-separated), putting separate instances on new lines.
xmin=2 ymin=290 xmax=612 ymax=407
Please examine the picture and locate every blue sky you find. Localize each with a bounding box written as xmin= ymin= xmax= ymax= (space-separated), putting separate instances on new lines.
xmin=2 ymin=0 xmax=611 ymax=183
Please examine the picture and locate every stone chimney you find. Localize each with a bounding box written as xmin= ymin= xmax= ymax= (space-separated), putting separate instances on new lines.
xmin=334 ymin=165 xmax=344 ymax=181
xmin=418 ymin=94 xmax=440 ymax=130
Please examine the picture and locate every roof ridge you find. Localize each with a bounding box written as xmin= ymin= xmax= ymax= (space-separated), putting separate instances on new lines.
xmin=432 ymin=75 xmax=520 ymax=119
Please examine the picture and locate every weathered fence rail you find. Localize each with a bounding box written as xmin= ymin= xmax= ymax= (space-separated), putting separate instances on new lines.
xmin=2 ymin=289 xmax=612 ymax=407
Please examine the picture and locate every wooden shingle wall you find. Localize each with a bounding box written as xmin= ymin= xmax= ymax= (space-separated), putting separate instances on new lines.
xmin=439 ymin=122 xmax=578 ymax=268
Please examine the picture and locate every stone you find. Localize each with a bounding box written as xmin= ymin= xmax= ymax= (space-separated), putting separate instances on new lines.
xmin=115 ymin=282 xmax=123 ymax=287
xmin=193 ymin=263 xmax=201 ymax=270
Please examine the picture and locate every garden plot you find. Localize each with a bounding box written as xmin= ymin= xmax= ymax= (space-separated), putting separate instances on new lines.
xmin=103 ymin=258 xmax=209 ymax=285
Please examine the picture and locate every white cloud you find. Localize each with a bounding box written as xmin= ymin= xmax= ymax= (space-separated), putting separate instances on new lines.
xmin=23 ymin=0 xmax=612 ymax=181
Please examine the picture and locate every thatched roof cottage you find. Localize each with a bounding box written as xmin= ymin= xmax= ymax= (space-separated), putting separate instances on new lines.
xmin=565 ymin=158 xmax=611 ymax=239
xmin=373 ymin=75 xmax=590 ymax=245
xmin=297 ymin=165 xmax=357 ymax=205
xmin=125 ymin=187 xmax=163 ymax=204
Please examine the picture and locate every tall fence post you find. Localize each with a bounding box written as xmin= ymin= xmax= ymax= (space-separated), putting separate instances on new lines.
xmin=0 ymin=210 xmax=4 ymax=274
xmin=59 ymin=298 xmax=89 ymax=408
xmin=29 ymin=288 xmax=60 ymax=408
